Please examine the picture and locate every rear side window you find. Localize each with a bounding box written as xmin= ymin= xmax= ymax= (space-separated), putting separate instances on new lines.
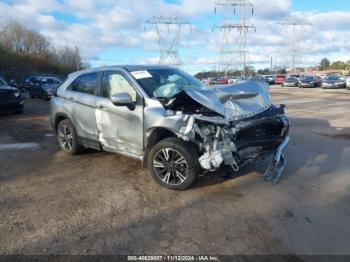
xmin=71 ymin=73 xmax=98 ymax=95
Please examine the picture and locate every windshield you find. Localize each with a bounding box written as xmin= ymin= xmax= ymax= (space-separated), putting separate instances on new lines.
xmin=41 ymin=78 xmax=61 ymax=85
xmin=325 ymin=76 xmax=340 ymax=81
xmin=0 ymin=77 xmax=7 ymax=86
xmin=287 ymin=77 xmax=297 ymax=81
xmin=131 ymin=68 xmax=205 ymax=98
xmin=302 ymin=76 xmax=315 ymax=81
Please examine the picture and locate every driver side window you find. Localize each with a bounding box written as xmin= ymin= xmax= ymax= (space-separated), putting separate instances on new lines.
xmin=102 ymin=72 xmax=137 ymax=102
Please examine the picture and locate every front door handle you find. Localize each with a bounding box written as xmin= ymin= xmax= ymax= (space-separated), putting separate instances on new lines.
xmin=96 ymin=103 xmax=104 ymax=109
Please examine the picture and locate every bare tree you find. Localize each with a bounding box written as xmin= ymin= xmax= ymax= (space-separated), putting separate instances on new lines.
xmin=0 ymin=20 xmax=51 ymax=56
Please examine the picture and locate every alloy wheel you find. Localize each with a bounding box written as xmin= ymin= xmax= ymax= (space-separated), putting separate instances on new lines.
xmin=58 ymin=124 xmax=73 ymax=151
xmin=153 ymin=148 xmax=188 ymax=186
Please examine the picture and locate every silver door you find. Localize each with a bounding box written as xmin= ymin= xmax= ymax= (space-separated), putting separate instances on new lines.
xmin=95 ymin=71 xmax=143 ymax=157
xmin=64 ymin=72 xmax=100 ymax=141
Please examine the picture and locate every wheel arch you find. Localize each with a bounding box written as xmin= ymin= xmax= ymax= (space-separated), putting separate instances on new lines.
xmin=54 ymin=113 xmax=72 ymax=133
xmin=143 ymin=127 xmax=177 ymax=167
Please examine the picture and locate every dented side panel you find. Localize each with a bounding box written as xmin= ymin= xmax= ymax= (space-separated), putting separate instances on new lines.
xmin=95 ymin=98 xmax=144 ymax=157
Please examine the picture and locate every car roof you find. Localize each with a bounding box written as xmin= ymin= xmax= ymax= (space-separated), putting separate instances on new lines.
xmin=69 ymin=65 xmax=177 ymax=78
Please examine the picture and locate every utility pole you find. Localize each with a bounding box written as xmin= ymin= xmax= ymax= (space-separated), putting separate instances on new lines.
xmin=75 ymin=46 xmax=80 ymax=71
xmin=145 ymin=16 xmax=191 ymax=66
xmin=276 ymin=17 xmax=312 ymax=73
xmin=270 ymin=56 xmax=273 ymax=72
xmin=213 ymin=0 xmax=256 ymax=77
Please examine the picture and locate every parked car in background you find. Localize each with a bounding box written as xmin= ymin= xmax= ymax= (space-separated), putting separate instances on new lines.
xmin=208 ymin=77 xmax=219 ymax=85
xmin=202 ymin=78 xmax=213 ymax=85
xmin=265 ymin=75 xmax=275 ymax=85
xmin=228 ymin=77 xmax=239 ymax=84
xmin=275 ymin=75 xmax=286 ymax=85
xmin=27 ymin=77 xmax=62 ymax=100
xmin=0 ymin=76 xmax=25 ymax=114
xmin=299 ymin=76 xmax=320 ymax=88
xmin=282 ymin=77 xmax=299 ymax=87
xmin=51 ymin=65 xmax=290 ymax=189
xmin=321 ymin=75 xmax=346 ymax=89
xmin=217 ymin=77 xmax=229 ymax=85
xmin=250 ymin=76 xmax=267 ymax=83
xmin=290 ymin=74 xmax=302 ymax=80
xmin=346 ymin=76 xmax=350 ymax=89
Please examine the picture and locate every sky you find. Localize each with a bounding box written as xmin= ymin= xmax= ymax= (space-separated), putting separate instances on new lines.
xmin=0 ymin=0 xmax=350 ymax=74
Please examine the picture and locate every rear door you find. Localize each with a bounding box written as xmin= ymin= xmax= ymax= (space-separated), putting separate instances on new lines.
xmin=95 ymin=70 xmax=144 ymax=157
xmin=64 ymin=72 xmax=100 ymax=141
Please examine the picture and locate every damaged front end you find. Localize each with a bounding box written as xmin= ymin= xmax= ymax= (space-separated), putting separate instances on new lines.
xmin=149 ymin=81 xmax=290 ymax=184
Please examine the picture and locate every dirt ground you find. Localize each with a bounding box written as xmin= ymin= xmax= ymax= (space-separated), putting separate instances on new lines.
xmin=1 ymin=86 xmax=350 ymax=255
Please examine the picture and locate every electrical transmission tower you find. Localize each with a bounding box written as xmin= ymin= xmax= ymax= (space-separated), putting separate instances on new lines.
xmin=145 ymin=16 xmax=191 ymax=66
xmin=275 ymin=17 xmax=313 ymax=73
xmin=213 ymin=0 xmax=256 ymax=77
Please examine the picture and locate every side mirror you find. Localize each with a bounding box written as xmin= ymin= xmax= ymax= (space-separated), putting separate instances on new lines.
xmin=110 ymin=92 xmax=133 ymax=106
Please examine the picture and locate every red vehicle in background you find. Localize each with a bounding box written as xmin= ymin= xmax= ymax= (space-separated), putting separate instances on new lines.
xmin=275 ymin=75 xmax=286 ymax=85
xmin=217 ymin=77 xmax=229 ymax=85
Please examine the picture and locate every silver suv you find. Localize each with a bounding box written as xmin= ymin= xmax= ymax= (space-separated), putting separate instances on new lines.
xmin=50 ymin=65 xmax=290 ymax=190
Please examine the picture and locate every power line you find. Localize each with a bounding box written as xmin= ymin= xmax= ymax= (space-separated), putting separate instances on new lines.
xmin=213 ymin=0 xmax=256 ymax=77
xmin=145 ymin=16 xmax=191 ymax=66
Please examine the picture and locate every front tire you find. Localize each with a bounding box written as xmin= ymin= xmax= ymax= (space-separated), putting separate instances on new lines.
xmin=148 ymin=138 xmax=199 ymax=190
xmin=57 ymin=119 xmax=83 ymax=155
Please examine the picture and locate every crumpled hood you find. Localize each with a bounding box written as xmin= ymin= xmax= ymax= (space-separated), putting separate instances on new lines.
xmin=183 ymin=81 xmax=271 ymax=120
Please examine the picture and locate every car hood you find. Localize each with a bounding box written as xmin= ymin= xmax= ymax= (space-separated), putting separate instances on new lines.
xmin=181 ymin=81 xmax=271 ymax=120
xmin=323 ymin=80 xmax=343 ymax=84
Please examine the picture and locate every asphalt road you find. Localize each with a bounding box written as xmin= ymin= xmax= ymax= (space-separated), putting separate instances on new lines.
xmin=1 ymin=87 xmax=350 ymax=255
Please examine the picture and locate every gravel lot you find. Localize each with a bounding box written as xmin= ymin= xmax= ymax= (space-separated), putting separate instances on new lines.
xmin=1 ymin=86 xmax=350 ymax=255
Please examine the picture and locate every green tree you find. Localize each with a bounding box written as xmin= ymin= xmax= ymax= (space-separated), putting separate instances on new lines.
xmin=320 ymin=58 xmax=330 ymax=70
xmin=330 ymin=61 xmax=347 ymax=70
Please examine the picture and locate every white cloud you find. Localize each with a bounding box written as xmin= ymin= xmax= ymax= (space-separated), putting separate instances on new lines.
xmin=0 ymin=0 xmax=349 ymax=72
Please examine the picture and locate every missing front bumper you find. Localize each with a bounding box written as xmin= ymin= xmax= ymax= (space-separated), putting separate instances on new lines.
xmin=262 ymin=136 xmax=290 ymax=184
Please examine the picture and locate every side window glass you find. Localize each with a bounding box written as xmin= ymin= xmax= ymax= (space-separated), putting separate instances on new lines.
xmin=72 ymin=73 xmax=98 ymax=95
xmin=102 ymin=72 xmax=137 ymax=102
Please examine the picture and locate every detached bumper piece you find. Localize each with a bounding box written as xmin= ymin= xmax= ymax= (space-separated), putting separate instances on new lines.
xmin=262 ymin=136 xmax=289 ymax=184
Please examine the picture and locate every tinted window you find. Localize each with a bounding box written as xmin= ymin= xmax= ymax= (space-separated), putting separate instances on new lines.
xmin=102 ymin=72 xmax=137 ymax=102
xmin=302 ymin=76 xmax=315 ymax=81
xmin=71 ymin=73 xmax=98 ymax=95
xmin=325 ymin=76 xmax=340 ymax=81
xmin=42 ymin=78 xmax=61 ymax=85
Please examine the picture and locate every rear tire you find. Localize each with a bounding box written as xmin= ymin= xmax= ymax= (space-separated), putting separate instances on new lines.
xmin=57 ymin=119 xmax=83 ymax=155
xmin=148 ymin=138 xmax=199 ymax=190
